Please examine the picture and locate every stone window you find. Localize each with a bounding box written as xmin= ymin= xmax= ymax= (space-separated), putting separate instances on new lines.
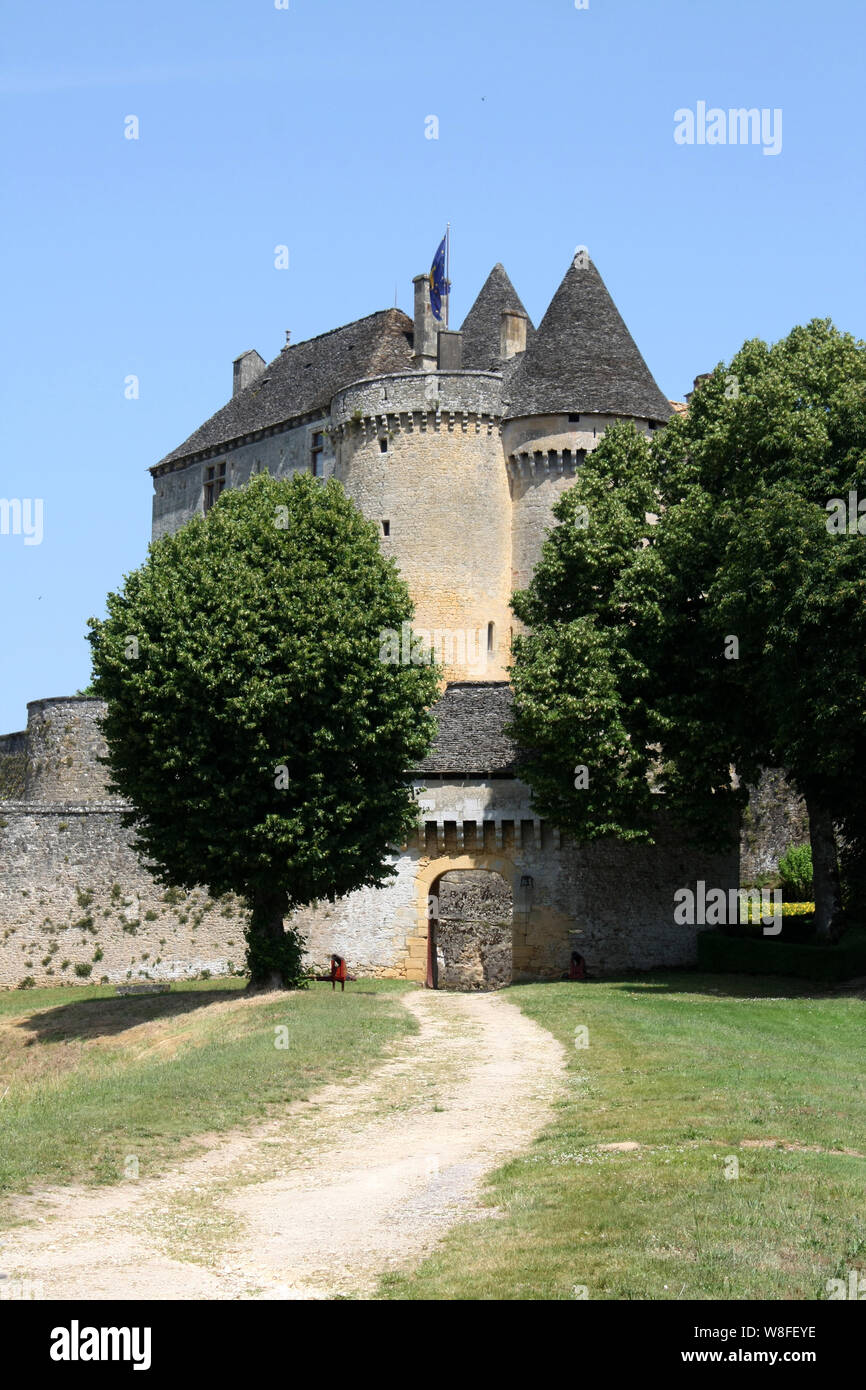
xmin=310 ymin=431 xmax=325 ymax=476
xmin=379 ymin=436 xmax=388 ymax=454
xmin=487 ymin=621 xmax=495 ymax=654
xmin=382 ymin=520 xmax=390 ymax=537
xmin=203 ymin=461 xmax=226 ymax=512
xmin=569 ymin=413 xmax=581 ymax=423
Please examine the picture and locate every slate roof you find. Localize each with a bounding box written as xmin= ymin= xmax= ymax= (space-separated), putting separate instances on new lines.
xmin=459 ymin=264 xmax=535 ymax=371
xmin=504 ymin=256 xmax=672 ymax=422
xmin=155 ymin=308 xmax=415 ymax=469
xmin=414 ymin=682 xmax=516 ymax=776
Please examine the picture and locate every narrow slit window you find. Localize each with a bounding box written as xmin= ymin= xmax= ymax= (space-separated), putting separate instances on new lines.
xmin=487 ymin=621 xmax=495 ymax=654
xmin=310 ymin=431 xmax=325 ymax=477
xmin=382 ymin=520 xmax=390 ymax=537
xmin=379 ymin=436 xmax=389 ymax=453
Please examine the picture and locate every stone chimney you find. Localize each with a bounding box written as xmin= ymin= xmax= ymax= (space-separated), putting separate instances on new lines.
xmin=412 ymin=274 xmax=439 ymax=370
xmin=233 ymin=349 xmax=266 ymax=397
xmin=437 ymin=330 xmax=463 ymax=371
xmin=685 ymin=371 xmax=713 ymax=403
xmin=500 ymin=309 xmax=528 ymax=361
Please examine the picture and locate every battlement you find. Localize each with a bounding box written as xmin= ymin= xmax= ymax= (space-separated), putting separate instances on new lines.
xmin=331 ymin=370 xmax=504 ymax=436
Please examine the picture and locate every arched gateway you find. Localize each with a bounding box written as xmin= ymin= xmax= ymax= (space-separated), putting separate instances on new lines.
xmin=428 ymin=868 xmax=513 ymax=990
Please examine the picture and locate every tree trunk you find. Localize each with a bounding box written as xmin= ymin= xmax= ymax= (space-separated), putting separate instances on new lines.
xmin=246 ymin=885 xmax=290 ymax=992
xmin=805 ymin=795 xmax=843 ymax=943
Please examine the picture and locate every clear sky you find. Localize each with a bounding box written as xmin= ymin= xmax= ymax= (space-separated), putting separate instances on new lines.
xmin=1 ymin=0 xmax=863 ymax=733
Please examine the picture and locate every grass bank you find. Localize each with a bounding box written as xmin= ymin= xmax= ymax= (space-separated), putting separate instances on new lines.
xmin=380 ymin=972 xmax=866 ymax=1300
xmin=0 ymin=977 xmax=415 ymax=1210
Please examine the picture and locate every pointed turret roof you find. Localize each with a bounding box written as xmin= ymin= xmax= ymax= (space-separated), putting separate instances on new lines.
xmin=504 ymin=255 xmax=671 ymax=422
xmin=459 ymin=263 xmax=535 ymax=370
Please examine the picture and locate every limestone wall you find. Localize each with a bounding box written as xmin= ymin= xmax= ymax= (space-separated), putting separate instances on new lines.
xmin=333 ymin=372 xmax=512 ymax=682
xmin=0 ymin=805 xmax=245 ymax=989
xmin=741 ymin=769 xmax=809 ymax=882
xmin=24 ymin=698 xmax=118 ymax=803
xmin=150 ymin=419 xmax=334 ymax=540
xmin=503 ymin=412 xmax=653 ymax=594
xmin=293 ymin=777 xmax=740 ymax=983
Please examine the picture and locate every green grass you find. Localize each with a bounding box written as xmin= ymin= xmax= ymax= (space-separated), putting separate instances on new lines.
xmin=379 ymin=972 xmax=866 ymax=1301
xmin=0 ymin=977 xmax=415 ymax=1209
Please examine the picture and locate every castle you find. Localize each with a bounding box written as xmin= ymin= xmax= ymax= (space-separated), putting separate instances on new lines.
xmin=0 ymin=251 xmax=806 ymax=990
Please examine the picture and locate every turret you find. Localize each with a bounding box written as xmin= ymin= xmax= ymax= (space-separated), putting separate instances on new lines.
xmin=332 ymin=369 xmax=512 ymax=683
xmin=503 ymin=251 xmax=672 ymax=593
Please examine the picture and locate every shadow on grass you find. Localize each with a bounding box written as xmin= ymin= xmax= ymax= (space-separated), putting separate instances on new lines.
xmin=14 ymin=985 xmax=251 ymax=1044
xmin=513 ymin=969 xmax=862 ymax=1002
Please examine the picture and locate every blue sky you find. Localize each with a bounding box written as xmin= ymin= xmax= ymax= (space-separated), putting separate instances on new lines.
xmin=1 ymin=0 xmax=863 ymax=732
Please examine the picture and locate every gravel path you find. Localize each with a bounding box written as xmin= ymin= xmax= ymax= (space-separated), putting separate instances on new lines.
xmin=0 ymin=988 xmax=565 ymax=1300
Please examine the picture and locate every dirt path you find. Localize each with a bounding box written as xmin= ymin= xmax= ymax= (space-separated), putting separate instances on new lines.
xmin=0 ymin=989 xmax=565 ymax=1300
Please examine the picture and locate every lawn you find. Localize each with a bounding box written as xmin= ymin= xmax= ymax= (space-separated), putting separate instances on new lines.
xmin=380 ymin=972 xmax=866 ymax=1300
xmin=0 ymin=977 xmax=415 ymax=1211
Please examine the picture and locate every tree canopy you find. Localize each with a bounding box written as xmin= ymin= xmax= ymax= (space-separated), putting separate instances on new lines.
xmin=510 ymin=320 xmax=866 ymax=939
xmin=88 ymin=472 xmax=440 ymax=987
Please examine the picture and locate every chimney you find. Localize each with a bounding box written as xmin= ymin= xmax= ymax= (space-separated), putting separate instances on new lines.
xmin=412 ymin=274 xmax=438 ymax=370
xmin=685 ymin=371 xmax=712 ymax=404
xmin=233 ymin=349 xmax=267 ymax=396
xmin=500 ymin=309 xmax=528 ymax=361
xmin=437 ymin=330 xmax=463 ymax=371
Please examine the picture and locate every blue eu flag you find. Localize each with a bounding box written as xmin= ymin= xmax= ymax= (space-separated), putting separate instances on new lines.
xmin=428 ymin=235 xmax=450 ymax=321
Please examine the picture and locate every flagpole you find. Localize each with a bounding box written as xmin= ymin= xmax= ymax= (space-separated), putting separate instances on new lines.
xmin=445 ymin=222 xmax=450 ymax=330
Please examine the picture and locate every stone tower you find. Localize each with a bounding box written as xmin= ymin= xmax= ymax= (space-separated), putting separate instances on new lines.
xmin=503 ymin=252 xmax=673 ymax=594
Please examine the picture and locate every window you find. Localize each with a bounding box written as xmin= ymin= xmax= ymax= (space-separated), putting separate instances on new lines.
xmin=203 ymin=461 xmax=226 ymax=512
xmin=568 ymin=413 xmax=581 ymax=423
xmin=487 ymin=621 xmax=495 ymax=654
xmin=310 ymin=431 xmax=325 ymax=477
xmin=382 ymin=520 xmax=390 ymax=537
xmin=379 ymin=436 xmax=389 ymax=454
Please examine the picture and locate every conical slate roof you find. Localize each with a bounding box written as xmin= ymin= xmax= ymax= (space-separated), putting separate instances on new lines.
xmin=459 ymin=264 xmax=535 ymax=371
xmin=505 ymin=255 xmax=671 ymax=422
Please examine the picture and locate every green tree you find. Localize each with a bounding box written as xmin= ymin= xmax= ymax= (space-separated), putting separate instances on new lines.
xmin=510 ymin=321 xmax=866 ymax=941
xmin=87 ymin=473 xmax=439 ymax=989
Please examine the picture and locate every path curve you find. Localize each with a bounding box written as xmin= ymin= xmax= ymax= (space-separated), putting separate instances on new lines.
xmin=1 ymin=988 xmax=565 ymax=1300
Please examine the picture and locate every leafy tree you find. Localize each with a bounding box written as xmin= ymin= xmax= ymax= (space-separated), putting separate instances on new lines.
xmin=778 ymin=844 xmax=813 ymax=902
xmin=87 ymin=473 xmax=439 ymax=989
xmin=510 ymin=321 xmax=866 ymax=940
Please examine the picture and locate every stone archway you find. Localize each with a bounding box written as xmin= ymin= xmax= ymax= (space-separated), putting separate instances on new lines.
xmin=429 ymin=868 xmax=513 ymax=991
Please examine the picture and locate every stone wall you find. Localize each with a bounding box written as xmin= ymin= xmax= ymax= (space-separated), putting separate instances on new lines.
xmin=334 ymin=372 xmax=512 ymax=682
xmin=150 ymin=418 xmax=335 ymax=541
xmin=434 ymin=869 xmax=512 ymax=990
xmin=0 ymin=732 xmax=26 ymax=801
xmin=24 ymin=698 xmax=119 ymax=803
xmin=0 ymin=805 xmax=245 ymax=989
xmin=292 ymin=777 xmax=740 ymax=983
xmin=741 ymin=769 xmax=809 ymax=882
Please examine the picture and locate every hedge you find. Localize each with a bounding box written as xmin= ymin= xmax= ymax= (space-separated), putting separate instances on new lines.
xmin=696 ymin=926 xmax=866 ymax=983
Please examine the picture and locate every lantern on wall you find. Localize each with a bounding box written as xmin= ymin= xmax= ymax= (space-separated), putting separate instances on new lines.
xmin=516 ymin=874 xmax=534 ymax=914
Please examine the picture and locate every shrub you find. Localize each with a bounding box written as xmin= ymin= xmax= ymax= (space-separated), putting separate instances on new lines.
xmin=778 ymin=843 xmax=813 ymax=901
xmin=74 ymin=962 xmax=93 ymax=977
xmin=698 ymin=926 xmax=866 ymax=982
xmin=17 ymin=976 xmax=35 ymax=989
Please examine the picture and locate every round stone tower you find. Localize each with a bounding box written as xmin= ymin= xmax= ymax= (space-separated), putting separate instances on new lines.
xmin=503 ymin=252 xmax=673 ymax=594
xmin=24 ymin=697 xmax=117 ymax=803
xmin=332 ymin=370 xmax=513 ymax=683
